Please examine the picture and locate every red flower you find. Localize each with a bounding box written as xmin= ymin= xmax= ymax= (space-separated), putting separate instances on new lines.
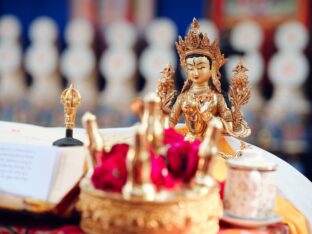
xmin=219 ymin=180 xmax=225 ymax=200
xmin=91 ymin=144 xmax=129 ymax=192
xmin=101 ymin=143 xmax=129 ymax=161
xmin=184 ymin=140 xmax=200 ymax=181
xmin=164 ymin=128 xmax=185 ymax=145
xmin=151 ymin=154 xmax=181 ymax=189
xmin=94 ymin=151 xmax=103 ymax=165
xmin=167 ymin=141 xmax=190 ymax=178
xmin=91 ymin=128 xmax=203 ymax=193
xmin=166 ymin=140 xmax=200 ymax=182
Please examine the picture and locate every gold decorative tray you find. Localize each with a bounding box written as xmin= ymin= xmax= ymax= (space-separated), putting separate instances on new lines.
xmin=77 ymin=177 xmax=222 ymax=234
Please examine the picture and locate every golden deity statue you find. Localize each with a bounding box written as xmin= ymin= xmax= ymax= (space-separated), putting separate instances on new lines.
xmin=157 ymin=19 xmax=251 ymax=141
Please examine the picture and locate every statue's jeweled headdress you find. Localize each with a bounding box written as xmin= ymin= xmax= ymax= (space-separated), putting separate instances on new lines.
xmin=176 ymin=18 xmax=226 ymax=70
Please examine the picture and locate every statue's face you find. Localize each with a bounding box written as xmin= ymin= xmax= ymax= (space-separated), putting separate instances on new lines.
xmin=185 ymin=56 xmax=211 ymax=84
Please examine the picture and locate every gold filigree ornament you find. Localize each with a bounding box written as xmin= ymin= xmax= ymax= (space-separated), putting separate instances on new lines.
xmin=156 ymin=64 xmax=177 ymax=114
xmin=77 ymin=179 xmax=221 ymax=234
xmin=228 ymin=61 xmax=251 ymax=138
xmin=61 ymin=84 xmax=81 ymax=130
xmin=53 ymin=84 xmax=83 ymax=146
xmin=218 ymin=141 xmax=252 ymax=159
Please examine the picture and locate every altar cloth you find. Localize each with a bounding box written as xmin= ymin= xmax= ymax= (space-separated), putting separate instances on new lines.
xmin=0 ymin=223 xmax=290 ymax=234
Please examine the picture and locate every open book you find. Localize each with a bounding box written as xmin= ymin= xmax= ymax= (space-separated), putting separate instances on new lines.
xmin=0 ymin=121 xmax=134 ymax=215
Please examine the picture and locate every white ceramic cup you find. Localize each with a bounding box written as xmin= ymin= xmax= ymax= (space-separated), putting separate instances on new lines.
xmin=223 ymin=150 xmax=277 ymax=219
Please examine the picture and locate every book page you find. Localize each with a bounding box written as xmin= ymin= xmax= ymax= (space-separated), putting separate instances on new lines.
xmin=0 ymin=121 xmax=86 ymax=146
xmin=0 ymin=120 xmax=134 ymax=147
xmin=48 ymin=146 xmax=87 ymax=204
xmin=0 ymin=142 xmax=58 ymax=200
xmin=0 ymin=121 xmax=134 ymax=205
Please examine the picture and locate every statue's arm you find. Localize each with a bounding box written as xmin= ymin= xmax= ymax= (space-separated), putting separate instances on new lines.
xmin=217 ymin=94 xmax=233 ymax=122
xmin=156 ymin=64 xmax=177 ymax=115
xmin=169 ymin=94 xmax=183 ymax=127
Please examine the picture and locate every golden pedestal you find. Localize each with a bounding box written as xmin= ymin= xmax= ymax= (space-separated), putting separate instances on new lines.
xmin=77 ymin=178 xmax=222 ymax=234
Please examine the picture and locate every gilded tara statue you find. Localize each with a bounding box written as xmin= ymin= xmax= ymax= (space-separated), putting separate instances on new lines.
xmin=157 ymin=19 xmax=251 ymax=141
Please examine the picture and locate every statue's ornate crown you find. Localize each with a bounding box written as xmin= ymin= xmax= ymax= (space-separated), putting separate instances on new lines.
xmin=176 ymin=18 xmax=226 ymax=69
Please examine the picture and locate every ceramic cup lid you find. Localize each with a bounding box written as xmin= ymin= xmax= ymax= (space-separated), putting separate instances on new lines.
xmin=227 ymin=150 xmax=277 ymax=171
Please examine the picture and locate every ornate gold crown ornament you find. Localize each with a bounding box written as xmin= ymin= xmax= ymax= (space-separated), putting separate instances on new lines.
xmin=77 ymin=94 xmax=223 ymax=234
xmin=78 ymin=178 xmax=221 ymax=234
xmin=176 ymin=18 xmax=226 ymax=70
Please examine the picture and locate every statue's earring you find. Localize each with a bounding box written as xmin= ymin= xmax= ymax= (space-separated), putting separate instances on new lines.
xmin=181 ymin=77 xmax=193 ymax=93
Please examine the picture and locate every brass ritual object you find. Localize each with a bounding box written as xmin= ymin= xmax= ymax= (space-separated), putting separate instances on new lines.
xmin=53 ymin=84 xmax=83 ymax=146
xmin=78 ymin=92 xmax=223 ymax=234
xmin=61 ymin=84 xmax=81 ymax=130
xmin=194 ymin=118 xmax=223 ymax=194
xmin=82 ymin=112 xmax=105 ymax=168
xmin=130 ymin=93 xmax=167 ymax=152
xmin=156 ymin=18 xmax=252 ymax=141
xmin=141 ymin=93 xmax=165 ymax=154
xmin=122 ymin=124 xmax=156 ymax=201
xmin=123 ymin=94 xmax=167 ymax=201
xmin=78 ymin=178 xmax=222 ymax=234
